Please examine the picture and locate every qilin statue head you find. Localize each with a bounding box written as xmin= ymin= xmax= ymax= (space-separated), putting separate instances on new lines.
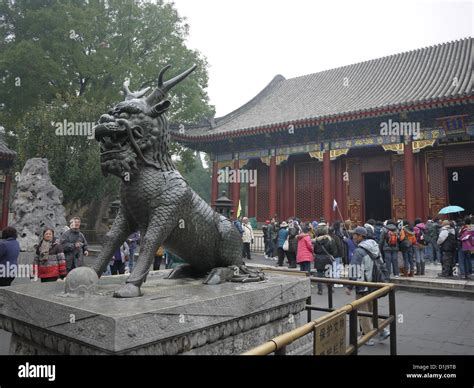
xmin=94 ymin=64 xmax=196 ymax=179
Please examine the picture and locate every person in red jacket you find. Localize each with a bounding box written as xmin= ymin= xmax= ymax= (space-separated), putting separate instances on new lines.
xmin=296 ymin=224 xmax=314 ymax=274
xmin=34 ymin=229 xmax=66 ymax=282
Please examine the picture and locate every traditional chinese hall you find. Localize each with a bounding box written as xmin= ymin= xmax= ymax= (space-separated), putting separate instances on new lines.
xmin=175 ymin=38 xmax=473 ymax=224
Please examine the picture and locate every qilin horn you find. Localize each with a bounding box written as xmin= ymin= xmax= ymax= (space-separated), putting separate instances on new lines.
xmin=146 ymin=64 xmax=197 ymax=105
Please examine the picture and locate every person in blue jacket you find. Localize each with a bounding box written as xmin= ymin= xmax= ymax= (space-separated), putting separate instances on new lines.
xmin=0 ymin=227 xmax=21 ymax=286
xmin=276 ymin=221 xmax=289 ymax=267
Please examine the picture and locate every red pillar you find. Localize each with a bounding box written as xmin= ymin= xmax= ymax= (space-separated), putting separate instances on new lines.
xmin=323 ymin=151 xmax=332 ymax=223
xmin=1 ymin=174 xmax=12 ymax=229
xmin=284 ymin=163 xmax=291 ymax=220
xmin=248 ymin=182 xmax=256 ymax=218
xmin=279 ymin=164 xmax=284 ymax=220
xmin=419 ymin=152 xmax=429 ymax=220
xmin=232 ymin=160 xmax=240 ymax=213
xmin=404 ymin=141 xmax=416 ymax=222
xmin=211 ymin=161 xmax=219 ymax=206
xmin=269 ymin=156 xmax=277 ymax=220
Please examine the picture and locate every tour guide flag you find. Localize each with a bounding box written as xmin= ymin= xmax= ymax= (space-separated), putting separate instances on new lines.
xmin=237 ymin=200 xmax=242 ymax=218
xmin=333 ymin=199 xmax=338 ymax=211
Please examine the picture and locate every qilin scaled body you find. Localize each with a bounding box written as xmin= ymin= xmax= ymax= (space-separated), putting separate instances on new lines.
xmin=92 ymin=64 xmax=263 ymax=297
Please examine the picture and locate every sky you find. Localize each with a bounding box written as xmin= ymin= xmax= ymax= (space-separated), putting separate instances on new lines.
xmin=169 ymin=0 xmax=473 ymax=117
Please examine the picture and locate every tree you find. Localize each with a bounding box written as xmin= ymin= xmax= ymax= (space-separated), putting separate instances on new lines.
xmin=0 ymin=0 xmax=214 ymax=210
xmin=13 ymin=94 xmax=115 ymax=206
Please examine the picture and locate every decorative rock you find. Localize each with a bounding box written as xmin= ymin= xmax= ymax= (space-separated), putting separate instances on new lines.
xmin=11 ymin=158 xmax=67 ymax=251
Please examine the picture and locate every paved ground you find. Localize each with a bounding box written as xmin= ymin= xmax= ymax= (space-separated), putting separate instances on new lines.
xmin=308 ymin=285 xmax=473 ymax=355
xmin=1 ymin=250 xmax=472 ymax=355
xmin=251 ymin=251 xmax=473 ymax=355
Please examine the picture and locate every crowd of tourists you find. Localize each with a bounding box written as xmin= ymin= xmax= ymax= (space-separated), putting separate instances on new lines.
xmin=248 ymin=214 xmax=472 ymax=346
xmin=256 ymin=215 xmax=473 ymax=281
xmin=0 ymin=212 xmax=472 ymax=289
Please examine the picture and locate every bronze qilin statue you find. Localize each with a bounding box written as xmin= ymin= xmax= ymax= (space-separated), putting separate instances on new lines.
xmin=92 ymin=64 xmax=264 ymax=297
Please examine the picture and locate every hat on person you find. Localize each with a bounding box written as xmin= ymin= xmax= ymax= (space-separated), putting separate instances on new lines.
xmin=441 ymin=220 xmax=450 ymax=227
xmin=353 ymin=226 xmax=368 ymax=237
xmin=265 ymin=220 xmax=270 ymax=224
xmin=280 ymin=221 xmax=288 ymax=228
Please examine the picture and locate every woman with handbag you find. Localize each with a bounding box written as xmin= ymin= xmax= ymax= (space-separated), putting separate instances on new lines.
xmin=277 ymin=221 xmax=289 ymax=267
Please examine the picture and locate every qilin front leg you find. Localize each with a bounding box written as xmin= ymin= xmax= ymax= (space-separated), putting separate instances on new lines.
xmin=113 ymin=204 xmax=182 ymax=298
xmin=92 ymin=208 xmax=133 ymax=278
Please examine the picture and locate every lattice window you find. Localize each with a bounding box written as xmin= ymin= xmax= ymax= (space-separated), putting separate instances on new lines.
xmin=295 ymin=161 xmax=323 ymax=220
xmin=347 ymin=159 xmax=361 ymax=200
xmin=391 ymin=157 xmax=405 ymax=199
xmin=425 ymin=149 xmax=448 ymax=215
xmin=426 ymin=152 xmax=445 ymax=198
xmin=443 ymin=147 xmax=474 ymax=167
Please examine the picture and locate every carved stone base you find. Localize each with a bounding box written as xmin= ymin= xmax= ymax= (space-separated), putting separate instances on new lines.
xmin=0 ymin=271 xmax=310 ymax=355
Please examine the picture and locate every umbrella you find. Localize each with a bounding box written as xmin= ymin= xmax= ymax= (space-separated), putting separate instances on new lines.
xmin=438 ymin=205 xmax=465 ymax=214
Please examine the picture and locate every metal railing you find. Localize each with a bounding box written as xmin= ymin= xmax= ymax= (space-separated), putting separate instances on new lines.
xmin=250 ymin=235 xmax=265 ymax=253
xmin=82 ymin=230 xmax=267 ymax=252
xmin=243 ymin=269 xmax=397 ymax=356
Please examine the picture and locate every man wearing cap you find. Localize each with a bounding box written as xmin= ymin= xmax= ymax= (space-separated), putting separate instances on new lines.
xmin=345 ymin=226 xmax=390 ymax=346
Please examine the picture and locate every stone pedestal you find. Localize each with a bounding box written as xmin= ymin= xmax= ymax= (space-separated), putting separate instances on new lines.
xmin=0 ymin=271 xmax=311 ymax=355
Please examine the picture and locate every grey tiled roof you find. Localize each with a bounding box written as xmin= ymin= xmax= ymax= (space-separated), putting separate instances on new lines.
xmin=175 ymin=38 xmax=473 ymax=142
xmin=0 ymin=139 xmax=16 ymax=160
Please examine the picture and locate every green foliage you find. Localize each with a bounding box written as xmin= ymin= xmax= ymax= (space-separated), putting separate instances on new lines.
xmin=12 ymin=94 xmax=118 ymax=204
xmin=0 ymin=0 xmax=214 ymax=206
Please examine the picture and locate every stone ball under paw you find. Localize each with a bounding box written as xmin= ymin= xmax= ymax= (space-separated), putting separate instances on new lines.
xmin=64 ymin=267 xmax=99 ymax=296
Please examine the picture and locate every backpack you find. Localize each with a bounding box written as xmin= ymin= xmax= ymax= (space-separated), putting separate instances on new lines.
xmin=398 ymin=229 xmax=412 ymax=251
xmin=461 ymin=229 xmax=474 ymax=251
xmin=361 ymin=247 xmax=390 ymax=292
xmin=374 ymin=225 xmax=382 ymax=242
xmin=386 ymin=230 xmax=398 ymax=247
xmin=233 ymin=220 xmax=243 ymax=235
xmin=441 ymin=233 xmax=457 ymax=252
xmin=156 ymin=246 xmax=165 ymax=257
xmin=415 ymin=227 xmax=428 ymax=246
